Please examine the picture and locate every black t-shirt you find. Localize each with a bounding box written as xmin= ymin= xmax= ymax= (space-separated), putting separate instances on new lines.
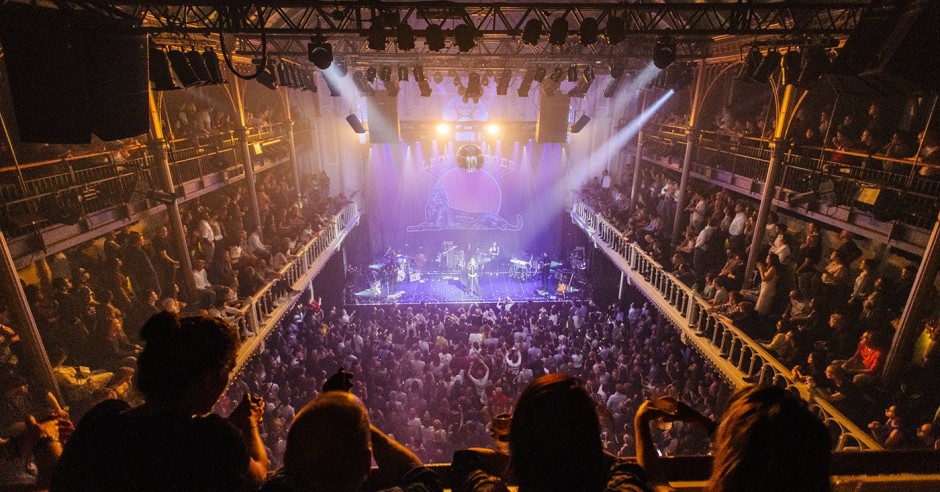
xmin=51 ymin=399 xmax=252 ymax=492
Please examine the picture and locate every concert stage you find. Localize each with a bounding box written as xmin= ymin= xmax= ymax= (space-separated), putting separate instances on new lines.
xmin=348 ymin=272 xmax=589 ymax=305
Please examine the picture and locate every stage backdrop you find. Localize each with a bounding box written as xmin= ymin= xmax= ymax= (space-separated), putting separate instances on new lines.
xmin=365 ymin=139 xmax=568 ymax=263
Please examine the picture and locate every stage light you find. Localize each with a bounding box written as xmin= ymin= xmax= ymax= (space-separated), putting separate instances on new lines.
xmin=398 ymin=66 xmax=409 ymax=82
xmin=149 ymin=43 xmax=180 ymax=90
xmin=736 ymin=48 xmax=763 ymax=83
xmin=426 ymin=24 xmax=445 ymax=51
xmin=167 ymin=48 xmax=201 ymax=87
xmin=496 ymin=69 xmax=511 ymax=95
xmin=610 ymin=62 xmax=625 ymax=79
xmin=522 ymin=19 xmax=542 ymax=46
xmin=653 ymin=35 xmax=676 ymax=69
xmin=346 ymin=113 xmax=366 ymax=134
xmin=454 ymin=24 xmax=476 ymax=52
xmin=549 ymin=18 xmax=568 ymax=46
xmin=379 ymin=65 xmax=392 ymax=82
xmin=202 ymin=47 xmax=224 ymax=84
xmin=782 ymin=49 xmax=802 ymax=86
xmin=418 ymin=79 xmax=432 ymax=97
xmin=365 ymin=66 xmax=377 ymax=82
xmin=517 ymin=68 xmax=534 ymax=97
xmin=752 ymin=49 xmax=781 ymax=81
xmin=368 ymin=17 xmax=387 ymax=51
xmin=396 ymin=23 xmax=416 ymax=51
xmin=255 ymin=63 xmax=279 ymax=90
xmin=485 ymin=124 xmax=500 ymax=136
xmin=567 ymin=65 xmax=578 ymax=82
xmin=352 ymin=71 xmax=375 ymax=95
xmin=433 ymin=73 xmax=444 ymax=84
xmin=464 ymin=72 xmax=483 ymax=103
xmin=571 ymin=114 xmax=591 ymax=133
xmin=533 ymin=67 xmax=546 ymax=83
xmin=606 ymin=16 xmax=626 ymax=45
xmin=414 ymin=65 xmax=425 ymax=81
xmin=603 ymin=78 xmax=622 ymax=98
xmin=307 ymin=35 xmax=333 ymax=70
xmin=550 ymin=66 xmax=564 ymax=83
xmin=579 ymin=17 xmax=599 ymax=45
xmin=797 ymin=46 xmax=831 ymax=88
xmin=436 ymin=123 xmax=451 ymax=136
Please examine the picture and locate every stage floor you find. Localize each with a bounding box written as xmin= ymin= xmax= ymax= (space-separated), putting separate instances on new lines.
xmin=348 ymin=273 xmax=589 ymax=305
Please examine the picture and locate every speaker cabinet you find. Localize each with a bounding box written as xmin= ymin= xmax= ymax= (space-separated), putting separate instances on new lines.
xmin=366 ymin=92 xmax=400 ymax=144
xmin=536 ymin=95 xmax=570 ymax=143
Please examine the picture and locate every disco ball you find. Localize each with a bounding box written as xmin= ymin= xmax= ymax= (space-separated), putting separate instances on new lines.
xmin=456 ymin=144 xmax=484 ymax=172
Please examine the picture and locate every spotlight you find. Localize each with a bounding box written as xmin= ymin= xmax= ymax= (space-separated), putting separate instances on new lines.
xmin=522 ymin=19 xmax=542 ymax=46
xmin=379 ymin=65 xmax=392 ymax=82
xmin=185 ymin=48 xmax=213 ymax=84
xmin=579 ymin=17 xmax=599 ymax=45
xmin=464 ymin=72 xmax=483 ymax=103
xmin=167 ymin=48 xmax=200 ymax=87
xmin=549 ymin=18 xmax=568 ymax=46
xmin=533 ymin=67 xmax=546 ymax=82
xmin=436 ymin=123 xmax=451 ymax=136
xmin=346 ymin=113 xmax=366 ymax=134
xmin=606 ymin=16 xmax=626 ymax=45
xmin=571 ymin=114 xmax=591 ymax=133
xmin=307 ymin=35 xmax=333 ymax=70
xmin=583 ymin=65 xmax=596 ymax=83
xmin=610 ymin=62 xmax=625 ymax=79
xmin=398 ymin=66 xmax=409 ymax=82
xmin=396 ymin=23 xmax=416 ymax=51
xmin=454 ymin=24 xmax=476 ymax=52
xmin=752 ymin=49 xmax=782 ymax=81
xmin=517 ymin=68 xmax=534 ymax=97
xmin=550 ymin=66 xmax=564 ymax=83
xmin=496 ymin=69 xmax=511 ymax=96
xmin=736 ymin=48 xmax=763 ymax=83
xmin=426 ymin=24 xmax=446 ymax=51
xmin=781 ymin=49 xmax=802 ymax=86
xmin=149 ymin=43 xmax=180 ymax=90
xmin=603 ymin=78 xmax=622 ymax=98
xmin=567 ymin=65 xmax=578 ymax=82
xmin=433 ymin=73 xmax=444 ymax=84
xmin=481 ymin=73 xmax=490 ymax=87
xmin=353 ymin=71 xmax=375 ymax=95
xmin=365 ymin=66 xmax=377 ymax=82
xmin=255 ymin=63 xmax=279 ymax=90
xmin=418 ymin=79 xmax=432 ymax=97
xmin=367 ymin=17 xmax=386 ymax=51
xmin=653 ymin=35 xmax=676 ymax=69
xmin=485 ymin=124 xmax=500 ymax=136
xmin=202 ymin=47 xmax=224 ymax=84
xmin=414 ymin=65 xmax=425 ymax=81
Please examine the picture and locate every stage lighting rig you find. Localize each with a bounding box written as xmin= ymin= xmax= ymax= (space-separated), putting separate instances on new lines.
xmin=533 ymin=67 xmax=547 ymax=83
xmin=522 ymin=19 xmax=542 ymax=46
xmin=367 ymin=16 xmax=387 ymax=51
xmin=426 ymin=24 xmax=446 ymax=51
xmin=496 ymin=69 xmax=511 ymax=96
xmin=653 ymin=35 xmax=676 ymax=69
xmin=517 ymin=68 xmax=535 ymax=97
xmin=567 ymin=65 xmax=578 ymax=82
xmin=379 ymin=65 xmax=392 ymax=82
xmin=606 ymin=16 xmax=626 ymax=45
xmin=365 ymin=66 xmax=377 ymax=83
xmin=308 ymin=34 xmax=333 ymax=70
xmin=579 ymin=18 xmax=599 ymax=46
xmin=550 ymin=66 xmax=565 ymax=83
xmin=549 ymin=18 xmax=568 ymax=46
xmin=397 ymin=23 xmax=416 ymax=51
xmin=454 ymin=24 xmax=476 ymax=52
xmin=464 ymin=72 xmax=483 ymax=103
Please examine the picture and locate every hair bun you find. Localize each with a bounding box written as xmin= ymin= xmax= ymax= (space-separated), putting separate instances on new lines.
xmin=140 ymin=311 xmax=181 ymax=343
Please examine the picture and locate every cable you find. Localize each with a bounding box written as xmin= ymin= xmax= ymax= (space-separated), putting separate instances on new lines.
xmin=218 ymin=6 xmax=267 ymax=80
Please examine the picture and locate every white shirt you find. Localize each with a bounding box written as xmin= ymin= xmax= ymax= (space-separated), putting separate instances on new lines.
xmin=601 ymin=175 xmax=611 ymax=189
xmin=193 ymin=268 xmax=211 ymax=290
xmin=248 ymin=232 xmax=268 ymax=253
xmin=197 ymin=220 xmax=214 ymax=242
xmin=695 ymin=225 xmax=715 ymax=249
xmin=729 ymin=212 xmax=747 ymax=236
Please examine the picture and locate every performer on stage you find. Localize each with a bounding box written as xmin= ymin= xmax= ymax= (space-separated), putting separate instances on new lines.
xmin=488 ymin=241 xmax=500 ymax=260
xmin=538 ymin=252 xmax=552 ymax=291
xmin=467 ymin=257 xmax=480 ymax=296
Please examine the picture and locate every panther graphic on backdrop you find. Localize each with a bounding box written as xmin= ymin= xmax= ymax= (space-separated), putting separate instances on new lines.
xmin=406 ymin=187 xmax=523 ymax=232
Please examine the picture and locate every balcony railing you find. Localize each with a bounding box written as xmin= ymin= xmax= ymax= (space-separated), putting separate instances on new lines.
xmin=642 ymin=123 xmax=940 ymax=232
xmin=571 ymin=200 xmax=881 ymax=451
xmin=229 ymin=201 xmax=360 ymax=374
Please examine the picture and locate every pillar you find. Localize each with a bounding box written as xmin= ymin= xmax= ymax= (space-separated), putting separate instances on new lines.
xmin=0 ymin=232 xmax=60 ymax=402
xmin=148 ymin=90 xmax=196 ymax=301
xmin=233 ymin=78 xmax=263 ymax=234
xmin=743 ymin=84 xmax=795 ymax=289
xmin=280 ymin=88 xmax=304 ymax=207
xmin=672 ymin=60 xmax=707 ymax=241
xmin=884 ymin=213 xmax=940 ymax=381
xmin=630 ymin=91 xmax=648 ymax=214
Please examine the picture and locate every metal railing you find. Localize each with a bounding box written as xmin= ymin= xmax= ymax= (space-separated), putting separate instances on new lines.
xmin=229 ymin=201 xmax=360 ymax=373
xmin=572 ymin=200 xmax=881 ymax=451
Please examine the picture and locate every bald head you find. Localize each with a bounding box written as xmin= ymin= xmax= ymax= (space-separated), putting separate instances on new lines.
xmin=284 ymin=392 xmax=372 ymax=490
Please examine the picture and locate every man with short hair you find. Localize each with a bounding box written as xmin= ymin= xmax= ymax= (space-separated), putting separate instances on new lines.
xmin=262 ymin=390 xmax=442 ymax=492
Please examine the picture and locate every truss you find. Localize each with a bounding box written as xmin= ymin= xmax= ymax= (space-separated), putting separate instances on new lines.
xmin=73 ymin=1 xmax=867 ymax=37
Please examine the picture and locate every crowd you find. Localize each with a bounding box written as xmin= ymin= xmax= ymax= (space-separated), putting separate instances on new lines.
xmin=579 ymin=164 xmax=940 ymax=450
xmin=1 ymin=165 xmax=341 ymax=445
xmin=218 ymin=296 xmax=728 ymax=469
